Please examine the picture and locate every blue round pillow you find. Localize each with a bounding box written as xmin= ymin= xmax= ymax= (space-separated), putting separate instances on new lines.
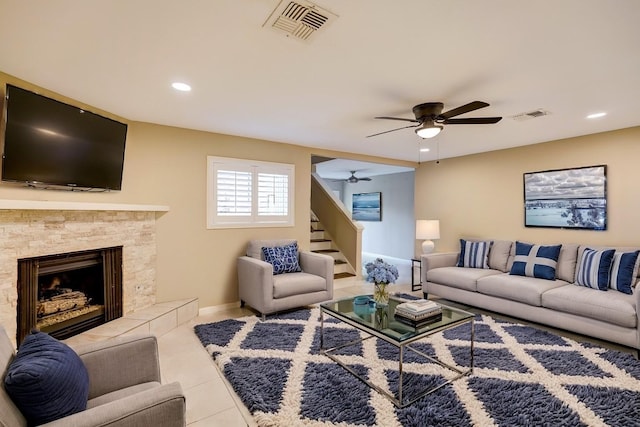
xmin=4 ymin=330 xmax=89 ymax=425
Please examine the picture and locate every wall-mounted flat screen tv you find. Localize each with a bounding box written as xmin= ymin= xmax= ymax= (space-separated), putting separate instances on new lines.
xmin=2 ymin=84 xmax=127 ymax=191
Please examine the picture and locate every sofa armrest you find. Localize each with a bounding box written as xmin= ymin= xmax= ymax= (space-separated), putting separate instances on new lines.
xmin=73 ymin=335 xmax=161 ymax=400
xmin=237 ymin=256 xmax=273 ymax=308
xmin=41 ymin=382 xmax=185 ymax=427
xmin=299 ymin=251 xmax=333 ymax=281
xmin=420 ymin=252 xmax=459 ymax=282
xmin=636 ymin=290 xmax=640 ymax=336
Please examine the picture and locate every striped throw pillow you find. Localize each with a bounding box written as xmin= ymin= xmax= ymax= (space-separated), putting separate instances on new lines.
xmin=457 ymin=239 xmax=492 ymax=269
xmin=609 ymin=250 xmax=640 ymax=294
xmin=509 ymin=241 xmax=562 ymax=280
xmin=575 ymin=248 xmax=615 ymax=291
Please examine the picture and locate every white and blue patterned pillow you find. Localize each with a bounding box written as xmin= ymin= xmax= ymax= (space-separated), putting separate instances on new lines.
xmin=262 ymin=243 xmax=302 ymax=275
xmin=609 ymin=250 xmax=640 ymax=294
xmin=457 ymin=239 xmax=492 ymax=269
xmin=509 ymin=241 xmax=562 ymax=280
xmin=575 ymin=248 xmax=615 ymax=291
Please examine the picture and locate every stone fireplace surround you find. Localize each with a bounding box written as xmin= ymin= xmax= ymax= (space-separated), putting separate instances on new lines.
xmin=0 ymin=200 xmax=169 ymax=344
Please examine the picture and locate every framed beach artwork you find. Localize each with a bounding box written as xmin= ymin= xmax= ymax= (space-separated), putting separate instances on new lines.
xmin=523 ymin=165 xmax=607 ymax=230
xmin=352 ymin=192 xmax=381 ymax=221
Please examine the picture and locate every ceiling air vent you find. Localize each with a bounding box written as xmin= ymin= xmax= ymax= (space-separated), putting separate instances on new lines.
xmin=264 ymin=0 xmax=338 ymax=42
xmin=511 ymin=109 xmax=551 ymax=121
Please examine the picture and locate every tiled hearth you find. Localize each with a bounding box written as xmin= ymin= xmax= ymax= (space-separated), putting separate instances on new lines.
xmin=0 ymin=200 xmax=169 ymax=345
xmin=63 ymin=297 xmax=199 ymax=347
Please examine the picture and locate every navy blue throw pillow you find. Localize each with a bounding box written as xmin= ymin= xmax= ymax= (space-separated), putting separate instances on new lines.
xmin=575 ymin=248 xmax=615 ymax=291
xmin=4 ymin=330 xmax=89 ymax=425
xmin=262 ymin=242 xmax=302 ymax=275
xmin=609 ymin=250 xmax=640 ymax=294
xmin=510 ymin=241 xmax=562 ymax=280
xmin=457 ymin=239 xmax=492 ymax=269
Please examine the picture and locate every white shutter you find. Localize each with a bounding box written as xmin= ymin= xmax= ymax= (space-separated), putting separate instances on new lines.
xmin=217 ymin=169 xmax=252 ymax=216
xmin=207 ymin=156 xmax=294 ymax=228
xmin=258 ymin=172 xmax=288 ymax=216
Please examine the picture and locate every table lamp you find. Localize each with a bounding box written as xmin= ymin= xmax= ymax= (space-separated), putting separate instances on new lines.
xmin=416 ymin=220 xmax=440 ymax=255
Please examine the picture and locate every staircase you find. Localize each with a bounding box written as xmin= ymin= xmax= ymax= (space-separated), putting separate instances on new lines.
xmin=310 ymin=212 xmax=356 ymax=279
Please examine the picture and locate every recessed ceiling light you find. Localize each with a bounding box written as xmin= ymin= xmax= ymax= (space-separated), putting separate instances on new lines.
xmin=171 ymin=82 xmax=191 ymax=92
xmin=420 ymin=148 xmax=430 ymax=152
xmin=586 ymin=112 xmax=606 ymax=119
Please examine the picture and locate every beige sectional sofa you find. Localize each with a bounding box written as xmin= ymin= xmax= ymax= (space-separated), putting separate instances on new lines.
xmin=421 ymin=239 xmax=640 ymax=351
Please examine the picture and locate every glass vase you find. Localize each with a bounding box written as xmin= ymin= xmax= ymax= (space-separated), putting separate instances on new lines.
xmin=373 ymin=282 xmax=389 ymax=306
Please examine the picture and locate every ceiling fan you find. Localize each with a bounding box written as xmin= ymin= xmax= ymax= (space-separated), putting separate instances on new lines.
xmin=343 ymin=171 xmax=372 ymax=183
xmin=367 ymin=101 xmax=502 ymax=139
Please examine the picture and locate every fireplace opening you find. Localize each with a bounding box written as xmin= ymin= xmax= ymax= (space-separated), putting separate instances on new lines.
xmin=17 ymin=247 xmax=123 ymax=344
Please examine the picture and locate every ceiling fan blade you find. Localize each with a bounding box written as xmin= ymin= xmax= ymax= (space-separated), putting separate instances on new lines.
xmin=366 ymin=124 xmax=420 ymax=138
xmin=443 ymin=117 xmax=502 ymax=125
xmin=359 ymin=177 xmax=372 ymax=181
xmin=439 ymin=101 xmax=490 ymax=119
xmin=374 ymin=116 xmax=420 ymax=123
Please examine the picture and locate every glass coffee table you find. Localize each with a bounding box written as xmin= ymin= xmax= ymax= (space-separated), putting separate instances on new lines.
xmin=320 ymin=295 xmax=474 ymax=408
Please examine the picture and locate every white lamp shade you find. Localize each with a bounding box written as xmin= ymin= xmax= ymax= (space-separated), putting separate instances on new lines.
xmin=416 ymin=220 xmax=440 ymax=255
xmin=416 ymin=220 xmax=440 ymax=240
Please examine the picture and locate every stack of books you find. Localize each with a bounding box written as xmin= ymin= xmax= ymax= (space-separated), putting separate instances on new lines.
xmin=394 ymin=299 xmax=442 ymax=327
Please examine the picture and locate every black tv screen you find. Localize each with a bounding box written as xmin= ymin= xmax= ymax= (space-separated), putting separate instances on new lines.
xmin=2 ymin=84 xmax=127 ymax=190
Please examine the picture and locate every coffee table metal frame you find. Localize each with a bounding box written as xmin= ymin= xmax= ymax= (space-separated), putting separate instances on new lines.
xmin=320 ymin=297 xmax=474 ymax=408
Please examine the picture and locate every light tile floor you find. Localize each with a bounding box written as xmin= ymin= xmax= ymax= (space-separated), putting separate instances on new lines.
xmin=157 ymin=276 xmax=636 ymax=426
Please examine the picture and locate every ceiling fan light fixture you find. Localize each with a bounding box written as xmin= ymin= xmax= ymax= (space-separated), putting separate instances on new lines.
xmin=415 ymin=121 xmax=443 ymax=139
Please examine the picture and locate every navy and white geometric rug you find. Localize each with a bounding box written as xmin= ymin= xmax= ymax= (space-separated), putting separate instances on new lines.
xmin=194 ymin=308 xmax=640 ymax=427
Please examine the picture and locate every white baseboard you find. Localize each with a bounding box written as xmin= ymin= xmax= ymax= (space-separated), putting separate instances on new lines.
xmin=198 ymin=301 xmax=241 ymax=316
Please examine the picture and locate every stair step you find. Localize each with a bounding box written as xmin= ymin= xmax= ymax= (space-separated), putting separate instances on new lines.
xmin=334 ymin=272 xmax=356 ymax=279
xmin=313 ymin=249 xmax=339 ymax=254
xmin=334 ymin=259 xmax=347 ymax=265
xmin=311 ymin=238 xmax=331 ymax=243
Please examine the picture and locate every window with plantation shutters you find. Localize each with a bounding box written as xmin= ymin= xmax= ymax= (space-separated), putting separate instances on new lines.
xmin=207 ymin=156 xmax=294 ymax=228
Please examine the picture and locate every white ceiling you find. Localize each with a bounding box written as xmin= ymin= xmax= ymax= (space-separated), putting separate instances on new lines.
xmin=1 ymin=1 xmax=638 ymax=163
xmin=314 ymin=158 xmax=413 ymax=180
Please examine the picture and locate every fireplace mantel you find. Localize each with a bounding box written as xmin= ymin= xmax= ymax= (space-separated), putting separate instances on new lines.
xmin=0 ymin=199 xmax=169 ymax=212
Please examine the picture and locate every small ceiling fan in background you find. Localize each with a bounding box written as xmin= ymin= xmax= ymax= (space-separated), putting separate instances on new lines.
xmin=340 ymin=171 xmax=372 ymax=183
xmin=367 ymin=100 xmax=502 ymax=139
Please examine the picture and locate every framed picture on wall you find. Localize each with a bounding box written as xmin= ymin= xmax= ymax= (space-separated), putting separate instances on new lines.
xmin=352 ymin=192 xmax=381 ymax=221
xmin=523 ymin=165 xmax=607 ymax=230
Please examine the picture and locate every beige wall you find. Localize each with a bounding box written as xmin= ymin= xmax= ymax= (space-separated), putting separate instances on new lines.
xmin=415 ymin=126 xmax=640 ymax=253
xmin=0 ymin=71 xmax=415 ymax=309
xmin=126 ymin=123 xmax=314 ymax=306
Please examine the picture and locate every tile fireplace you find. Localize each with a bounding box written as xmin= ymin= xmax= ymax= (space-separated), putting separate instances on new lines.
xmin=0 ymin=201 xmax=167 ymax=346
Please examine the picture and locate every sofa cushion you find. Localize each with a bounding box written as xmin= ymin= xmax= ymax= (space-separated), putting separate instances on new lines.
xmin=509 ymin=241 xmax=562 ymax=280
xmin=4 ymin=330 xmax=89 ymax=426
xmin=609 ymin=250 xmax=640 ymax=294
xmin=457 ymin=239 xmax=491 ymax=268
xmin=272 ymin=272 xmax=327 ymax=298
xmin=488 ymin=240 xmax=513 ymax=272
xmin=477 ymin=273 xmax=568 ymax=306
xmin=262 ymin=242 xmax=302 ymax=275
xmin=556 ymin=244 xmax=579 ymax=283
xmin=427 ymin=266 xmax=502 ymax=292
xmin=542 ymin=285 xmax=637 ymax=328
xmin=575 ymin=248 xmax=615 ymax=291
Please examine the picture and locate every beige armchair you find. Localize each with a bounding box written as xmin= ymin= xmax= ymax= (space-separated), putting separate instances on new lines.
xmin=0 ymin=327 xmax=186 ymax=427
xmin=238 ymin=239 xmax=334 ymax=319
